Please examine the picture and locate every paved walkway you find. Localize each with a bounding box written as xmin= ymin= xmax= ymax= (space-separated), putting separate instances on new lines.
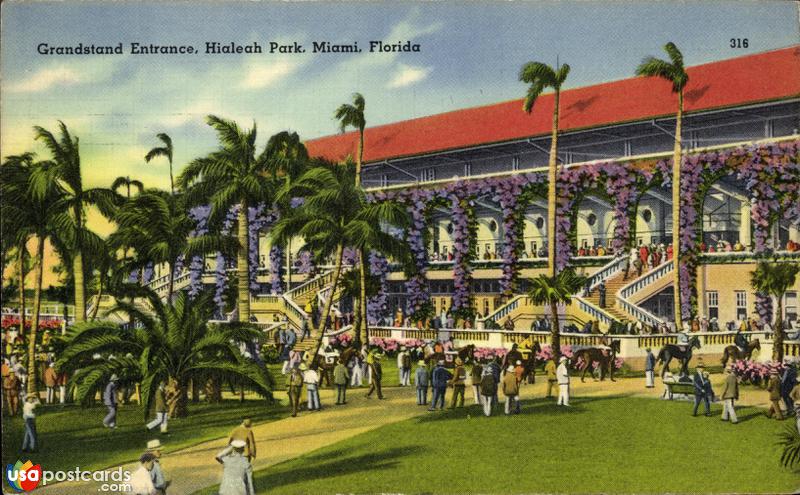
xmin=34 ymin=374 xmax=780 ymax=494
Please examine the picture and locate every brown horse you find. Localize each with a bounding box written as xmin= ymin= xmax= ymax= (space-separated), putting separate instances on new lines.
xmin=657 ymin=336 xmax=701 ymax=378
xmin=570 ymin=340 xmax=621 ymax=382
xmin=425 ymin=344 xmax=476 ymax=368
xmin=720 ymin=339 xmax=761 ymax=367
xmin=519 ymin=342 xmax=543 ymax=384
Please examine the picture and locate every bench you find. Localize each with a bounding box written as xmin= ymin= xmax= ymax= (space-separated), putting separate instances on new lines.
xmin=664 ymin=381 xmax=695 ymax=400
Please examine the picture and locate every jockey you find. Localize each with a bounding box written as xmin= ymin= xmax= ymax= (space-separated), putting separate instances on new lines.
xmin=676 ymin=327 xmax=690 ymax=351
xmin=734 ymin=329 xmax=748 ymax=355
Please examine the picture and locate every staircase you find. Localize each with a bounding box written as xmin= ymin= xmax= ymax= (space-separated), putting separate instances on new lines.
xmin=582 ymin=271 xmax=630 ymax=322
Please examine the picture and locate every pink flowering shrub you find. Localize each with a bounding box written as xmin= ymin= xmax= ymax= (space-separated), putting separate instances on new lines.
xmin=535 ymin=344 xmax=575 ymax=362
xmin=328 ymin=333 xmax=353 ymax=348
xmin=473 ymin=347 xmax=508 ymax=361
xmin=369 ymin=337 xmax=427 ymax=355
xmin=731 ymin=359 xmax=783 ymax=386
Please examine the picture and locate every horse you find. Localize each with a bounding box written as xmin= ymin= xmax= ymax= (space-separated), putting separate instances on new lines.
xmin=570 ymin=339 xmax=621 ymax=382
xmin=720 ymin=339 xmax=761 ymax=367
xmin=518 ymin=341 xmax=543 ymax=384
xmin=657 ymin=336 xmax=701 ymax=378
xmin=425 ymin=344 xmax=476 ymax=368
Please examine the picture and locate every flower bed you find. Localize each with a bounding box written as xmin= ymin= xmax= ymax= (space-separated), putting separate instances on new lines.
xmin=731 ymin=359 xmax=783 ymax=387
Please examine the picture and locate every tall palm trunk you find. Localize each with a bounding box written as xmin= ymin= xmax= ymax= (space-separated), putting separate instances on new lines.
xmin=90 ymin=279 xmax=103 ymax=320
xmin=550 ymin=301 xmax=561 ymax=365
xmin=354 ymin=129 xmax=369 ymax=345
xmin=18 ymin=241 xmax=26 ymax=335
xmin=313 ymin=244 xmax=345 ymax=359
xmin=672 ymin=92 xmax=683 ymax=327
xmin=547 ymin=90 xmax=559 ymax=279
xmin=27 ymin=236 xmax=45 ymax=395
xmin=237 ymin=201 xmax=251 ymax=322
xmin=774 ymin=294 xmax=784 ymax=362
xmin=353 ymin=292 xmax=362 ymax=345
xmin=73 ymin=251 xmax=86 ymax=323
xmin=167 ymin=256 xmax=176 ymax=304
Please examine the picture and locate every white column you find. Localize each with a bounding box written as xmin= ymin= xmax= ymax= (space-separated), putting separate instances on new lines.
xmin=739 ymin=201 xmax=751 ymax=248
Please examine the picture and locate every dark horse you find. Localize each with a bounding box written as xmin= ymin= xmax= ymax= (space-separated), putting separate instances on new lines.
xmin=425 ymin=344 xmax=476 ymax=368
xmin=720 ymin=339 xmax=761 ymax=367
xmin=571 ymin=340 xmax=621 ymax=382
xmin=657 ymin=336 xmax=702 ymax=378
xmin=518 ymin=342 xmax=543 ymax=384
xmin=311 ymin=346 xmax=359 ymax=387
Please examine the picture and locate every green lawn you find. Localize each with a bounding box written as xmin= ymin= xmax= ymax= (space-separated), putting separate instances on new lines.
xmin=199 ymin=395 xmax=799 ymax=494
xmin=2 ymin=397 xmax=285 ymax=474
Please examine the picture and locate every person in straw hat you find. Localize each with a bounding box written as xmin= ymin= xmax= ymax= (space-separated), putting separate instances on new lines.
xmin=414 ymin=360 xmax=429 ymax=406
xmin=215 ymin=439 xmax=254 ymax=495
xmin=502 ymin=365 xmax=521 ymax=415
xmin=556 ymin=356 xmax=570 ymax=407
xmin=449 ymin=357 xmax=467 ymax=409
xmin=766 ymin=367 xmax=785 ymax=420
xmin=691 ymin=363 xmax=712 ymax=417
xmin=145 ymin=439 xmax=169 ymax=494
xmin=720 ymin=365 xmax=739 ymax=424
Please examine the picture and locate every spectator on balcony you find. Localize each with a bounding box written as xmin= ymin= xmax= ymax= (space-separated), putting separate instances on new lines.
xmin=475 ymin=312 xmax=484 ymax=330
xmin=666 ymin=244 xmax=673 ymax=261
xmin=707 ymin=244 xmax=716 ymax=253
xmin=503 ymin=317 xmax=515 ymax=332
xmin=709 ymin=318 xmax=720 ymax=332
xmin=699 ymin=318 xmax=709 ymax=333
xmin=787 ymin=240 xmax=799 ymax=252
xmin=578 ymin=246 xmax=586 ymax=257
xmin=537 ymin=244 xmax=547 ymax=258
xmin=639 ymin=244 xmax=649 ymax=269
xmin=733 ymin=240 xmax=745 ymax=252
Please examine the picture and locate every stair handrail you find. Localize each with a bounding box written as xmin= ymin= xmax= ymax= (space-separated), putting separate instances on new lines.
xmin=619 ymin=260 xmax=673 ymax=300
xmin=285 ymin=270 xmax=334 ymax=299
xmin=587 ymin=255 xmax=628 ymax=291
xmin=573 ymin=295 xmax=621 ymax=327
xmin=481 ymin=295 xmax=526 ymax=325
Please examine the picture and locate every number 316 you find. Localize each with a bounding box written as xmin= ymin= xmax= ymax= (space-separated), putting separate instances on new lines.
xmin=730 ymin=38 xmax=749 ymax=48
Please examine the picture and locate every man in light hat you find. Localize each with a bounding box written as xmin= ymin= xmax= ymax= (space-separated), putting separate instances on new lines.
xmin=449 ymin=357 xmax=466 ymax=409
xmin=556 ymin=357 xmax=570 ymax=406
xmin=644 ymin=347 xmax=656 ymax=388
xmin=303 ymin=364 xmax=321 ymax=411
xmin=502 ymin=365 xmax=520 ymax=414
xmin=397 ymin=346 xmax=411 ymax=386
xmin=767 ymin=368 xmax=785 ymax=420
xmin=366 ymin=352 xmax=384 ymax=399
xmin=103 ymin=374 xmax=119 ymax=428
xmin=285 ymin=364 xmax=303 ymax=417
xmin=720 ymin=366 xmax=739 ymax=424
xmin=415 ymin=360 xmax=429 ymax=405
xmin=692 ymin=363 xmax=711 ymax=417
xmin=228 ymin=419 xmax=257 ymax=461
xmin=215 ymin=439 xmax=254 ymax=495
xmin=429 ymin=360 xmax=451 ymax=411
xmin=146 ymin=440 xmax=169 ymax=494
xmin=3 ymin=369 xmax=20 ymax=416
xmin=43 ymin=362 xmax=57 ymax=404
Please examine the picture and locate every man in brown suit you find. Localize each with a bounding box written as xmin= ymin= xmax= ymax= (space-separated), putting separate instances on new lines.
xmin=766 ymin=369 xmax=785 ymax=420
xmin=720 ymin=366 xmax=739 ymax=424
xmin=449 ymin=358 xmax=466 ymax=409
xmin=228 ymin=419 xmax=257 ymax=462
xmin=3 ymin=370 xmax=21 ymax=416
xmin=43 ymin=363 xmax=58 ymax=404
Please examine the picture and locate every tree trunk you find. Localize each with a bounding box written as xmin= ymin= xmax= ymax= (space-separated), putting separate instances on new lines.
xmin=205 ymin=376 xmax=222 ymax=403
xmin=18 ymin=241 xmax=26 ymax=335
xmin=547 ymin=90 xmax=560 ymax=279
xmin=672 ymin=92 xmax=684 ymax=327
xmin=167 ymin=257 xmax=175 ymax=304
xmin=353 ymin=292 xmax=362 ymax=346
xmin=312 ymin=244 xmax=345 ymax=360
xmin=237 ymin=200 xmax=251 ymax=322
xmin=359 ymin=253 xmax=369 ymax=345
xmin=73 ymin=251 xmax=86 ymax=323
xmin=774 ymin=295 xmax=784 ymax=362
xmin=550 ymin=301 xmax=561 ymax=367
xmin=89 ymin=280 xmax=103 ymax=321
xmin=165 ymin=377 xmax=188 ymax=418
xmin=27 ymin=236 xmax=45 ymax=396
xmin=168 ymin=161 xmax=175 ymax=197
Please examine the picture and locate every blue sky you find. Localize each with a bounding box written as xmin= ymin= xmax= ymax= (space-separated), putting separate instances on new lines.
xmin=2 ymin=0 xmax=798 ymax=201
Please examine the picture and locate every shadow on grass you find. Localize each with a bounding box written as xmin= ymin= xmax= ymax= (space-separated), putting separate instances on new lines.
xmin=251 ymin=446 xmax=425 ymax=492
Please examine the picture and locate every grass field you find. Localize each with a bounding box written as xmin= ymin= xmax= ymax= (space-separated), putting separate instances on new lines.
xmin=199 ymin=394 xmax=799 ymax=494
xmin=1 ymin=397 xmax=284 ymax=474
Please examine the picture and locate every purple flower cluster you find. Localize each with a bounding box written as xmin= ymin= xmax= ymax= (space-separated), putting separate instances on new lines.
xmin=754 ymin=292 xmax=773 ymax=323
xmin=187 ymin=205 xmax=210 ymax=298
xmin=449 ymin=191 xmax=475 ymax=318
xmin=367 ymin=251 xmax=390 ymax=325
xmin=143 ymin=262 xmax=154 ymax=285
xmin=248 ymin=203 xmax=276 ymax=294
xmin=342 ymin=247 xmax=359 ymax=266
xmin=213 ymin=205 xmax=239 ymax=314
xmin=269 ymin=245 xmax=284 ymax=295
xmin=295 ymin=250 xmax=315 ymax=274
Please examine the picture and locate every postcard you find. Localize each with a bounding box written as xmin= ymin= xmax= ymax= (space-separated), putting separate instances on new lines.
xmin=2 ymin=1 xmax=799 ymax=494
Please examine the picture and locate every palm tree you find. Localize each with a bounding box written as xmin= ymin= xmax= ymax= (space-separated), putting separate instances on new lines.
xmin=56 ymin=289 xmax=272 ymax=417
xmin=272 ymin=159 xmax=406 ymax=354
xmin=111 ymin=176 xmax=144 ymax=201
xmin=179 ymin=116 xmax=275 ymax=322
xmin=110 ymin=190 xmax=233 ymax=303
xmin=751 ymin=261 xmax=800 ymax=361
xmin=145 ymin=133 xmax=175 ymax=195
xmin=335 ymin=93 xmax=371 ymax=341
xmin=778 ymin=422 xmax=800 ymax=469
xmin=1 ymin=152 xmax=61 ymax=394
xmin=527 ymin=268 xmax=587 ymax=364
xmin=636 ymin=42 xmax=688 ymax=327
xmin=32 ymin=122 xmax=120 ymax=323
xmin=520 ymin=61 xmax=570 ymax=279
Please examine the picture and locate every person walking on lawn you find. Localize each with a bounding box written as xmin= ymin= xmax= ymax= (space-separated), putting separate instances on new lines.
xmin=544 ymin=358 xmax=557 ymax=399
xmin=644 ymin=348 xmax=656 ymax=388
xmin=415 ymin=360 xmax=429 ymax=406
xmin=286 ymin=365 xmax=303 ymax=417
xmin=721 ymin=366 xmax=739 ymax=424
xmin=397 ymin=347 xmax=412 ymax=386
xmin=334 ymin=358 xmax=350 ymax=405
xmin=3 ymin=370 xmax=20 ymax=416
xmin=146 ymin=382 xmax=169 ymax=434
xmin=767 ymin=369 xmax=785 ymax=420
xmin=429 ymin=360 xmax=452 ymax=411
xmin=502 ymin=365 xmax=521 ymax=415
xmin=215 ymin=440 xmax=254 ymax=495
xmin=303 ymin=364 xmax=322 ymax=411
xmin=103 ymin=374 xmax=119 ymax=429
xmin=692 ymin=364 xmax=711 ymax=417
xmin=449 ymin=358 xmax=467 ymax=409
xmin=366 ymin=354 xmax=384 ymax=399
xmin=228 ymin=419 xmax=257 ymax=462
xmin=21 ymin=395 xmax=40 ymax=452
xmin=556 ymin=357 xmax=570 ymax=407
xmin=480 ymin=366 xmax=497 ymax=417
xmin=471 ymin=360 xmax=484 ymax=405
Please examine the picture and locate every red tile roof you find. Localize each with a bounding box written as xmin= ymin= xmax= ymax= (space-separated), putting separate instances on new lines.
xmin=305 ymin=45 xmax=800 ymax=163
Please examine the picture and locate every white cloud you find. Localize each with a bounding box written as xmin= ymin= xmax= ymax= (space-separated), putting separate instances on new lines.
xmin=387 ymin=63 xmax=431 ymax=88
xmin=239 ymin=59 xmax=301 ymax=89
xmin=6 ymin=66 xmax=82 ymax=93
